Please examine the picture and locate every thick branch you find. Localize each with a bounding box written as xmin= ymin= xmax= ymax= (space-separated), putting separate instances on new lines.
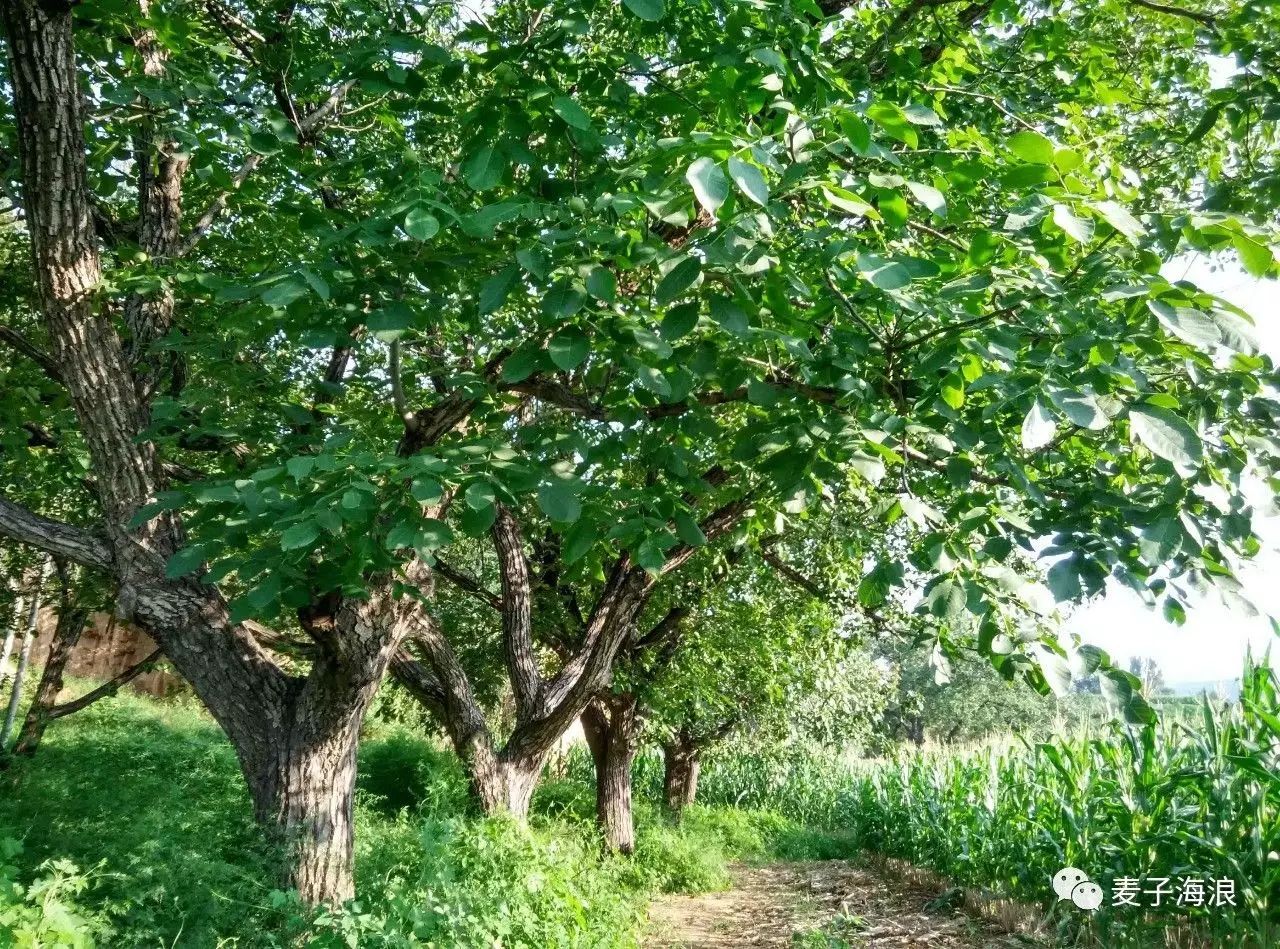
xmin=0 ymin=497 xmax=112 ymax=571
xmin=491 ymin=503 xmax=543 ymax=718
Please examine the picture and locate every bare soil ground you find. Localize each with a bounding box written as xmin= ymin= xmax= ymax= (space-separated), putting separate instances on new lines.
xmin=644 ymin=859 xmax=1040 ymax=948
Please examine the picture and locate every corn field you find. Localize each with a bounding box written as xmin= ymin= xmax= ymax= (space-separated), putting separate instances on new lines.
xmin=679 ymin=656 xmax=1280 ymax=946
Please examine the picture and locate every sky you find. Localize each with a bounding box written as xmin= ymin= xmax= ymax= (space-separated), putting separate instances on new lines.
xmin=1062 ymin=257 xmax=1279 ymax=685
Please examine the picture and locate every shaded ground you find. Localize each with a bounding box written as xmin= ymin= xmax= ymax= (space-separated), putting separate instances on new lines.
xmin=645 ymin=859 xmax=1038 ymax=947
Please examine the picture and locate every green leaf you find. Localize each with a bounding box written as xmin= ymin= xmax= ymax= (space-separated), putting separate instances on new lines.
xmin=411 ymin=478 xmax=443 ymax=504
xmin=940 ymin=372 xmax=965 ymax=409
xmin=856 ymin=252 xmax=911 ymax=291
xmin=479 ymin=266 xmax=520 ymax=315
xmin=262 ymin=280 xmax=307 ymax=309
xmin=500 ymin=347 xmax=541 ymax=382
xmin=542 ymin=285 xmax=585 ymax=319
xmin=662 ymin=303 xmax=700 ymax=340
xmin=673 ymin=511 xmax=706 ymax=547
xmin=1129 ymin=404 xmax=1203 ymax=476
xmin=1047 ymin=387 xmax=1109 ymax=431
xmin=866 ymin=101 xmax=916 ymax=147
xmin=655 ymin=256 xmax=701 ymax=305
xmin=585 ymin=266 xmax=617 ymax=302
xmin=727 ymin=156 xmax=769 ymax=206
xmin=622 ymin=0 xmax=663 ymax=20
xmin=281 ymin=521 xmax=319 ymax=551
xmin=1007 ymin=129 xmax=1055 ymax=164
xmin=686 ymin=157 xmax=728 ymax=214
xmin=462 ymin=145 xmax=504 ymax=191
xmin=286 ymin=456 xmax=315 ymax=482
xmin=1090 ymin=201 xmax=1144 ymax=244
xmin=367 ymin=302 xmax=416 ymax=341
xmin=537 ymin=481 xmax=582 ymax=523
xmin=165 ymin=546 xmax=205 ymax=580
xmin=1233 ymin=233 xmax=1276 ymax=277
xmin=418 ymin=518 xmax=454 ymax=550
xmin=562 ymin=519 xmax=599 ymax=564
xmin=709 ymin=296 xmax=750 ymax=335
xmin=1150 ymin=300 xmax=1215 ymax=349
xmin=552 ymin=96 xmax=593 ymax=131
xmin=1052 ymin=203 xmax=1094 ymax=243
xmin=460 ymin=502 xmax=497 ymax=537
xmin=549 ymin=328 xmax=590 ymax=371
xmin=906 ymin=181 xmax=946 ymax=218
xmin=635 ymin=364 xmax=671 ymax=397
xmin=404 ymin=206 xmax=440 ymax=241
xmin=821 ymin=187 xmax=878 ymax=219
xmin=1020 ymin=400 xmax=1056 ymax=451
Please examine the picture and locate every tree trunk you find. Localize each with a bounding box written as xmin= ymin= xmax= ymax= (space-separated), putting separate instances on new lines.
xmin=1 ymin=575 xmax=44 ymax=747
xmin=12 ymin=602 xmax=88 ymax=756
xmin=0 ymin=595 xmax=23 ymax=692
xmin=248 ymin=707 xmax=361 ymax=905
xmin=0 ymin=0 xmax=426 ymax=909
xmin=662 ymin=731 xmax=701 ymax=818
xmin=583 ymin=693 xmax=640 ymax=854
xmin=469 ymin=743 xmax=546 ymax=818
xmin=0 ymin=625 xmax=35 ymax=747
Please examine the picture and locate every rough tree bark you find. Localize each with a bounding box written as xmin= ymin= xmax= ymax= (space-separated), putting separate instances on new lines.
xmin=0 ymin=0 xmax=412 ymax=905
xmin=662 ymin=728 xmax=702 ymax=818
xmin=581 ymin=692 xmax=642 ymax=853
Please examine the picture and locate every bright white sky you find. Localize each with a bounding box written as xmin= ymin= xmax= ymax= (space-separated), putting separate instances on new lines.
xmin=1063 ymin=257 xmax=1279 ymax=684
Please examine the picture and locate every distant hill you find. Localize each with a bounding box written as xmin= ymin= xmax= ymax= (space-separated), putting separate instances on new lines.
xmin=1165 ymin=679 xmax=1242 ymax=700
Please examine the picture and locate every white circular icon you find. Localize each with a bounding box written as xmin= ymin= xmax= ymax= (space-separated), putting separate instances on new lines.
xmin=1071 ymin=880 xmax=1103 ymax=911
xmin=1052 ymin=867 xmax=1088 ymax=901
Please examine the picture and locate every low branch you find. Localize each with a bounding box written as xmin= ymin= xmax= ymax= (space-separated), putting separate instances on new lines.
xmin=0 ymin=327 xmax=63 ymax=383
xmin=46 ymin=648 xmax=163 ymax=721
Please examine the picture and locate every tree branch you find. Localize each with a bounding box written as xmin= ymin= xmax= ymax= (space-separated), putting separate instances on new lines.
xmin=0 ymin=497 xmax=112 ymax=571
xmin=0 ymin=326 xmax=63 ymax=383
xmin=46 ymin=648 xmax=163 ymax=720
xmin=491 ymin=503 xmax=543 ymax=719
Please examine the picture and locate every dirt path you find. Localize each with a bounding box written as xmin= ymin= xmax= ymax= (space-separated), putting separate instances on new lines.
xmin=645 ymin=860 xmax=1036 ymax=947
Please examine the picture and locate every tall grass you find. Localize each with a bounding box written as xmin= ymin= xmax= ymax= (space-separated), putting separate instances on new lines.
xmin=0 ymin=687 xmax=841 ymax=946
xmin=693 ymin=657 xmax=1280 ymax=946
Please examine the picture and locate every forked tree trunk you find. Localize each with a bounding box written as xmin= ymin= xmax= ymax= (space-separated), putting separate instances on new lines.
xmin=662 ymin=731 xmax=702 ymax=818
xmin=469 ymin=743 xmax=546 ymax=818
xmin=11 ymin=602 xmax=88 ymax=756
xmin=582 ymin=693 xmax=641 ymax=854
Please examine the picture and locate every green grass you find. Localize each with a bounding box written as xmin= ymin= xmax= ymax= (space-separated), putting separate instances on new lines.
xmin=3 ymin=660 xmax=1275 ymax=947
xmin=0 ymin=689 xmax=844 ymax=947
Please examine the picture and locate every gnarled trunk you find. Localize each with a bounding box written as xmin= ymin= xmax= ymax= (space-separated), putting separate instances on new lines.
xmin=662 ymin=731 xmax=701 ymax=818
xmin=249 ymin=706 xmax=361 ymax=905
xmin=582 ymin=693 xmax=640 ymax=854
